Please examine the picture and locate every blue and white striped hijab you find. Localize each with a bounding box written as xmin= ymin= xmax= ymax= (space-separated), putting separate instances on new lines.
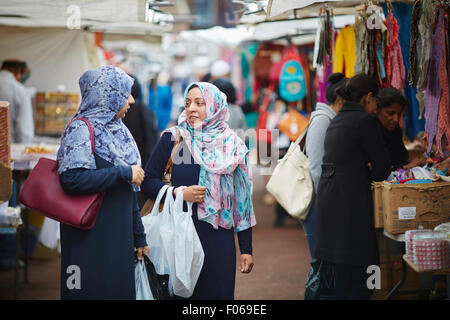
xmin=57 ymin=66 xmax=141 ymax=180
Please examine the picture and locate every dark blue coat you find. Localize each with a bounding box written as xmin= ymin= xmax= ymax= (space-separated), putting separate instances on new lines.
xmin=59 ymin=155 xmax=147 ymax=300
xmin=142 ymin=132 xmax=252 ymax=300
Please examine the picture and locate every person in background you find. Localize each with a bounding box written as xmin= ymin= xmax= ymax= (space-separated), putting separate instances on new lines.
xmin=212 ymin=78 xmax=247 ymax=132
xmin=312 ymin=73 xmax=391 ymax=300
xmin=148 ymin=72 xmax=173 ymax=131
xmin=142 ymin=82 xmax=256 ymax=299
xmin=303 ymin=73 xmax=348 ymax=258
xmin=0 ymin=59 xmax=34 ymax=143
xmin=56 ymin=66 xmax=148 ymax=299
xmin=210 ymin=60 xmax=231 ymax=82
xmin=123 ymin=75 xmax=158 ymax=209
xmin=375 ymin=88 xmax=426 ymax=170
xmin=123 ymin=74 xmax=158 ymax=167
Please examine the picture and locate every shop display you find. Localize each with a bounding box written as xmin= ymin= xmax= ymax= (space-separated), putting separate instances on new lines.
xmin=35 ymin=92 xmax=79 ymax=136
xmin=405 ymin=229 xmax=432 ymax=259
xmin=380 ymin=180 xmax=450 ymax=234
xmin=412 ymin=231 xmax=450 ymax=271
xmin=0 ymin=102 xmax=12 ymax=201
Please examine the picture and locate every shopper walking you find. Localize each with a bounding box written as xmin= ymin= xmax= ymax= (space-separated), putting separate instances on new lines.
xmin=303 ymin=73 xmax=348 ymax=257
xmin=312 ymin=73 xmax=391 ymax=300
xmin=57 ymin=66 xmax=148 ymax=300
xmin=142 ymin=82 xmax=256 ymax=299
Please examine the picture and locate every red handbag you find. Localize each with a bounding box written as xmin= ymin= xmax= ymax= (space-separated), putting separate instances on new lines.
xmin=19 ymin=118 xmax=105 ymax=230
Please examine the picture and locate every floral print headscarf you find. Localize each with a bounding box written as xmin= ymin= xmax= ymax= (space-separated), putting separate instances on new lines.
xmin=166 ymin=82 xmax=256 ymax=232
xmin=57 ymin=66 xmax=141 ymax=188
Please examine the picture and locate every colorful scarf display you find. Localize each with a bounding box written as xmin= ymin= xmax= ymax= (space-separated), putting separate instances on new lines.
xmin=165 ymin=82 xmax=256 ymax=232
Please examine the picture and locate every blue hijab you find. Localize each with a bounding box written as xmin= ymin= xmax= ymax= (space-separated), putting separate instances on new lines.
xmin=57 ymin=66 xmax=141 ymax=180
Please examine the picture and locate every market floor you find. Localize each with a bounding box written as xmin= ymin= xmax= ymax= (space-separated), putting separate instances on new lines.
xmin=0 ymin=163 xmax=311 ymax=300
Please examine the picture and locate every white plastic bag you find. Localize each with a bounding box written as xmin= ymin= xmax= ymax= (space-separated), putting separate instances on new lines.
xmin=162 ymin=187 xmax=205 ymax=298
xmin=135 ymin=259 xmax=154 ymax=300
xmin=141 ymin=185 xmax=173 ymax=294
xmin=39 ymin=217 xmax=60 ymax=250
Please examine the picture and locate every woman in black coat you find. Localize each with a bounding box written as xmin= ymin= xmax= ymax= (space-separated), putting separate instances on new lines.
xmin=312 ymin=74 xmax=391 ymax=300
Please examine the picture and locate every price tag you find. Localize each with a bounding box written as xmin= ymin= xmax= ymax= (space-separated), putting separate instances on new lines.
xmin=398 ymin=207 xmax=416 ymax=220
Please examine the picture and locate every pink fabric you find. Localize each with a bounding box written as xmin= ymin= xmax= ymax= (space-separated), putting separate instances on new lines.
xmin=436 ymin=11 xmax=450 ymax=157
xmin=424 ymin=8 xmax=444 ymax=157
xmin=385 ymin=12 xmax=406 ymax=90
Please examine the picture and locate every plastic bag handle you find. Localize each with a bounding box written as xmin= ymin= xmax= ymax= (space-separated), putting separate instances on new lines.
xmin=150 ymin=184 xmax=170 ymax=216
xmin=173 ymin=186 xmax=194 ymax=216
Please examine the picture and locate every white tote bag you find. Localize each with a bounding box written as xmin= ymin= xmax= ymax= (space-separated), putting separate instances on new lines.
xmin=266 ymin=129 xmax=314 ymax=221
xmin=169 ymin=187 xmax=204 ymax=298
xmin=141 ymin=185 xmax=173 ymax=294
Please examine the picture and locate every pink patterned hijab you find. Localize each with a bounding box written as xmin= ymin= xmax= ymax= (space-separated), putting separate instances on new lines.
xmin=166 ymin=82 xmax=256 ymax=231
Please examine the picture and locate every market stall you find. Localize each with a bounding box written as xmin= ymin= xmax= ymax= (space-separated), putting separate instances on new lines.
xmin=266 ymin=0 xmax=450 ymax=300
xmin=0 ymin=1 xmax=172 ymax=294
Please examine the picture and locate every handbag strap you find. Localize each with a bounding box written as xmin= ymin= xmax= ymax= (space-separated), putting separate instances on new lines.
xmin=65 ymin=117 xmax=96 ymax=155
xmin=165 ymin=128 xmax=182 ymax=175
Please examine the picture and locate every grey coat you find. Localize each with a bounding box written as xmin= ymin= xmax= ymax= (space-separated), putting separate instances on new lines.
xmin=305 ymin=102 xmax=336 ymax=194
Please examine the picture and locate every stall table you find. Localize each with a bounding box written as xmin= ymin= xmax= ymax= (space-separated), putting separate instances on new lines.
xmin=11 ymin=140 xmax=59 ymax=285
xmin=0 ymin=206 xmax=22 ymax=299
xmin=383 ymin=229 xmax=450 ymax=299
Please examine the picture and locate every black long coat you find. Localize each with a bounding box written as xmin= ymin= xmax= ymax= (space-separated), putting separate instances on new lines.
xmin=313 ymin=102 xmax=391 ymax=267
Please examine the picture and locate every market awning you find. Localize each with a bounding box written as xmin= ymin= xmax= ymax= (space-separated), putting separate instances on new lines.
xmin=0 ymin=0 xmax=171 ymax=35
xmin=266 ymin=0 xmax=415 ymax=20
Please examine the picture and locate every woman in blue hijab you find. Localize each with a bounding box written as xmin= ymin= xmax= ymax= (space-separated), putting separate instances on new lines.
xmin=57 ymin=65 xmax=148 ymax=299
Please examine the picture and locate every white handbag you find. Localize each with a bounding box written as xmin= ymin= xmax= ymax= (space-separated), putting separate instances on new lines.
xmin=266 ymin=128 xmax=314 ymax=221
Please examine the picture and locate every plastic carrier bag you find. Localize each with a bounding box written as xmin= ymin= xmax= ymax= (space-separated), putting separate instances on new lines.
xmin=304 ymin=259 xmax=336 ymax=300
xmin=161 ymin=186 xmax=204 ymax=298
xmin=135 ymin=258 xmax=154 ymax=300
xmin=141 ymin=185 xmax=205 ymax=298
xmin=141 ymin=185 xmax=173 ymax=294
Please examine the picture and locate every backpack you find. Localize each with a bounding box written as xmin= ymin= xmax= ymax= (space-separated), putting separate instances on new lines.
xmin=279 ymin=46 xmax=307 ymax=102
xmin=253 ymin=43 xmax=285 ymax=87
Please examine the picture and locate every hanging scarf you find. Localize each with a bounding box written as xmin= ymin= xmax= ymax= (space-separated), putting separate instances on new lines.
xmin=424 ymin=8 xmax=444 ymax=157
xmin=385 ymin=12 xmax=406 ymax=90
xmin=436 ymin=9 xmax=450 ymax=157
xmin=165 ymin=82 xmax=256 ymax=232
xmin=57 ymin=66 xmax=141 ymax=188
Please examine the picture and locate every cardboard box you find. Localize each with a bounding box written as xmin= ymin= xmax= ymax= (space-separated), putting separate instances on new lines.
xmin=372 ymin=182 xmax=384 ymax=228
xmin=0 ymin=102 xmax=12 ymax=201
xmin=382 ymin=182 xmax=450 ymax=234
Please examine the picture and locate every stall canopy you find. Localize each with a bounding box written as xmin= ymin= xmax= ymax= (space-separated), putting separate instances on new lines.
xmin=0 ymin=0 xmax=171 ymax=34
xmin=266 ymin=0 xmax=414 ymax=20
xmin=0 ymin=26 xmax=101 ymax=93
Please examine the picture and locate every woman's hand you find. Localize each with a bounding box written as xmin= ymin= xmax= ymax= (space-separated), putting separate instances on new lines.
xmin=403 ymin=157 xmax=427 ymax=169
xmin=131 ymin=165 xmax=145 ymax=186
xmin=240 ymin=254 xmax=254 ymax=274
xmin=175 ymin=185 xmax=207 ymax=202
xmin=136 ymin=246 xmax=149 ymax=260
xmin=435 ymin=158 xmax=450 ymax=171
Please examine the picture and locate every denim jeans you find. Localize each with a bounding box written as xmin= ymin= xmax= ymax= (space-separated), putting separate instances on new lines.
xmin=302 ymin=202 xmax=316 ymax=258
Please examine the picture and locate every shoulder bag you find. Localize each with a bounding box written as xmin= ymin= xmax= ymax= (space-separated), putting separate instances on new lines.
xmin=265 ymin=127 xmax=313 ymax=221
xmin=19 ymin=118 xmax=104 ymax=229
